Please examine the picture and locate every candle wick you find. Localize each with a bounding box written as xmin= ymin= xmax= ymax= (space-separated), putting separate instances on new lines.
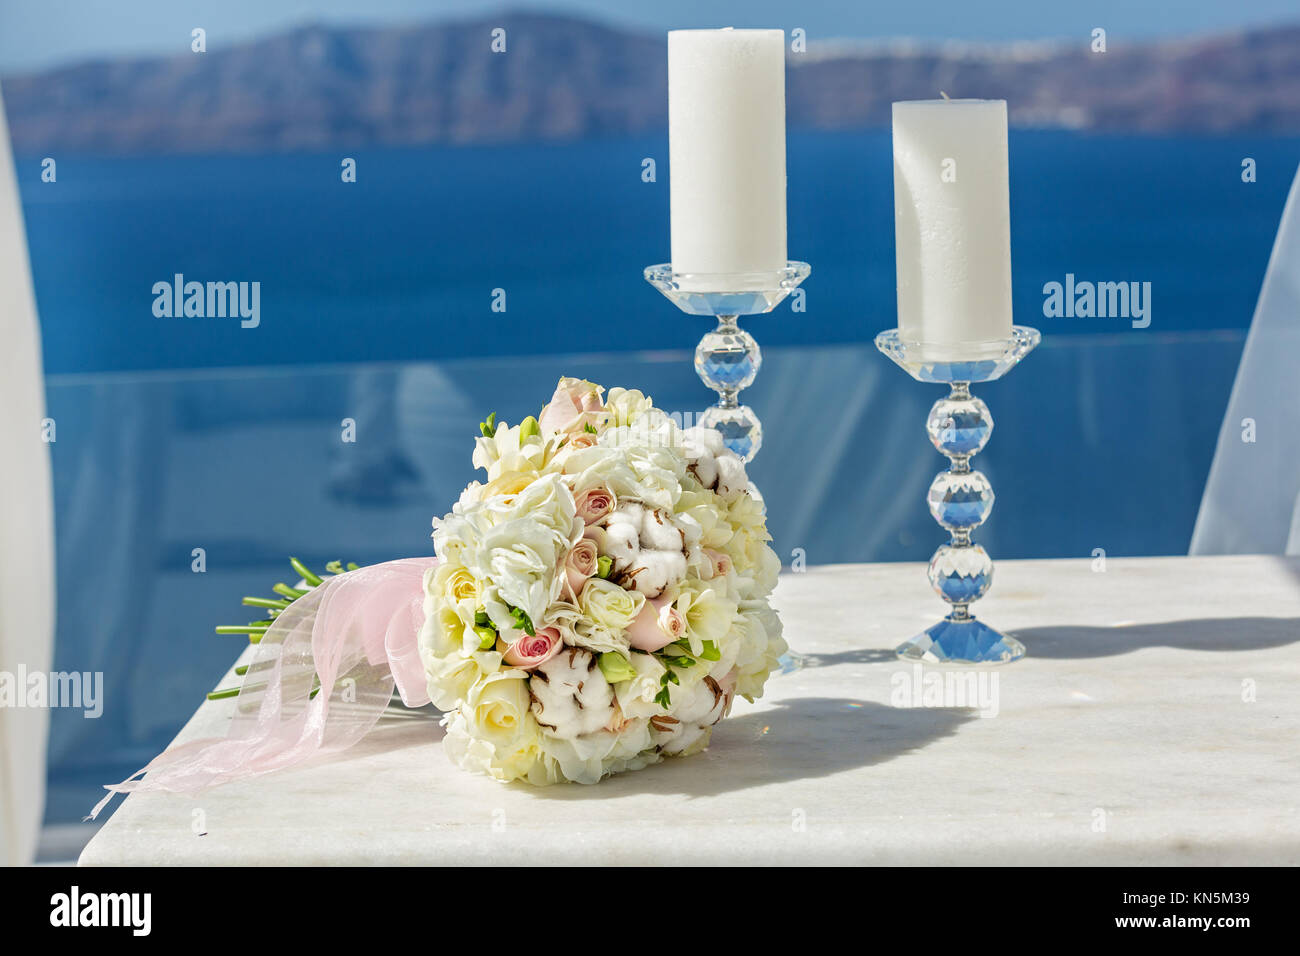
xmin=939 ymin=90 xmax=951 ymax=100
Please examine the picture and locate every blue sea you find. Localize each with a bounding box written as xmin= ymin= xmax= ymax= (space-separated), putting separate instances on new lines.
xmin=18 ymin=130 xmax=1300 ymax=373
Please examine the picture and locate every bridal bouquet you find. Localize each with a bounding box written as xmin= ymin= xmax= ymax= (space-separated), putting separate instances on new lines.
xmin=92 ymin=376 xmax=786 ymax=817
xmin=421 ymin=377 xmax=786 ymax=784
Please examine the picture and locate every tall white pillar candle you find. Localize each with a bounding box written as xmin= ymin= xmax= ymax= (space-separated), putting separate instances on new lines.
xmin=669 ymin=28 xmax=787 ymax=279
xmin=892 ymin=99 xmax=1013 ymax=346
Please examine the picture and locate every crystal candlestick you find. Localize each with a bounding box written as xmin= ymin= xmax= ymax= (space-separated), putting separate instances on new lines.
xmin=875 ymin=326 xmax=1040 ymax=664
xmin=645 ymin=262 xmax=810 ymax=462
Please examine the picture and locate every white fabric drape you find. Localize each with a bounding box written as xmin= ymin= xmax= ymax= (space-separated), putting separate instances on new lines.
xmin=0 ymin=84 xmax=56 ymax=866
xmin=1192 ymin=163 xmax=1300 ymax=555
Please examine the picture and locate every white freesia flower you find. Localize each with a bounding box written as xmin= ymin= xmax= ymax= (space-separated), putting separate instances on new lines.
xmin=614 ymin=651 xmax=669 ymax=720
xmin=472 ymin=421 xmax=550 ymax=483
xmin=674 ymin=580 xmax=740 ymax=658
xmin=604 ymin=387 xmax=666 ymax=430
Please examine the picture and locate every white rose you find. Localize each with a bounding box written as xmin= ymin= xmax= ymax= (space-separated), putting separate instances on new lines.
xmin=579 ymin=577 xmax=646 ymax=633
xmin=733 ymin=599 xmax=788 ymax=700
xmin=443 ymin=672 xmax=541 ymax=782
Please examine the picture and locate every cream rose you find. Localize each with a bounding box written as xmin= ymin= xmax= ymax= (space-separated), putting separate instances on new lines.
xmin=574 ymin=486 xmax=616 ymax=524
xmin=563 ymin=537 xmax=599 ymax=599
xmin=625 ymin=595 xmax=687 ymax=652
xmin=538 ymin=377 xmax=605 ymax=436
xmin=579 ymin=577 xmax=645 ymax=633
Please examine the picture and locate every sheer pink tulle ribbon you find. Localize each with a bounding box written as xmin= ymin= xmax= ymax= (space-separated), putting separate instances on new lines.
xmin=89 ymin=558 xmax=437 ymax=820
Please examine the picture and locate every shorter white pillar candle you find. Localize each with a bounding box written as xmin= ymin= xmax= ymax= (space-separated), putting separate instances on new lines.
xmin=893 ymin=99 xmax=1013 ymax=347
xmin=669 ymin=28 xmax=787 ymax=279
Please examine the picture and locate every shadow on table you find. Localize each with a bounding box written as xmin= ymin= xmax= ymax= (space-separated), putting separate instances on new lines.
xmin=783 ymin=647 xmax=900 ymax=668
xmin=1012 ymin=617 xmax=1300 ymax=659
xmin=527 ymin=697 xmax=975 ymax=798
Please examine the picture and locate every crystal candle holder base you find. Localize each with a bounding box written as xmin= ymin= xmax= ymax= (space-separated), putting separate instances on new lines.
xmin=875 ymin=326 xmax=1040 ymax=664
xmin=645 ymin=262 xmax=810 ymax=462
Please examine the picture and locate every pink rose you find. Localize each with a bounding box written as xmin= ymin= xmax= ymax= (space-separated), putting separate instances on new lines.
xmin=502 ymin=626 xmax=564 ymax=669
xmin=539 ymin=377 xmax=604 ymax=437
xmin=626 ymin=596 xmax=686 ymax=652
xmin=574 ymin=486 xmax=616 ymax=524
xmin=704 ymin=549 xmax=732 ymax=578
xmin=564 ymin=538 xmax=600 ymax=599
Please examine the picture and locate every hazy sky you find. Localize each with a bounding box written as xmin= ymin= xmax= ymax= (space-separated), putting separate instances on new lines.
xmin=1 ymin=0 xmax=1297 ymax=72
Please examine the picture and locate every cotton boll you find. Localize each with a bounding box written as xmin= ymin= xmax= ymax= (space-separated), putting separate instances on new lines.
xmin=530 ymin=648 xmax=615 ymax=738
xmin=623 ymin=549 xmax=686 ymax=598
xmin=639 ymin=508 xmax=684 ymax=551
xmin=665 ymin=675 xmax=729 ymax=727
xmin=714 ymin=455 xmax=748 ymax=501
xmin=611 ymin=500 xmax=644 ymax=526
xmin=683 ymin=445 xmax=718 ymax=489
xmin=651 ymin=717 xmax=712 ymax=756
xmin=683 ymin=426 xmax=726 ymax=456
xmin=601 ymin=520 xmax=640 ymax=570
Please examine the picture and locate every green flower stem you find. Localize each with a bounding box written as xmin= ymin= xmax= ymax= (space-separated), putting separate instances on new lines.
xmin=272 ymin=583 xmax=307 ymax=600
xmin=207 ymin=679 xmax=321 ymax=702
xmin=242 ymin=596 xmax=292 ymax=610
xmin=289 ymin=557 xmax=323 ymax=587
xmin=214 ymin=625 xmax=269 ymax=635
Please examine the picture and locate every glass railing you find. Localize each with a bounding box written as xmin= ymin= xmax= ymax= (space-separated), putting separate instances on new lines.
xmin=42 ymin=330 xmax=1244 ymax=820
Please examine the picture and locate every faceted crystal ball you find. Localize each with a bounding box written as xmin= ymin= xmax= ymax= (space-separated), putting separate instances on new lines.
xmin=927 ymin=470 xmax=994 ymax=530
xmin=700 ymin=404 xmax=763 ymax=462
xmin=926 ymin=394 xmax=993 ymax=457
xmin=928 ymin=544 xmax=993 ymax=606
xmin=695 ymin=325 xmax=761 ymax=393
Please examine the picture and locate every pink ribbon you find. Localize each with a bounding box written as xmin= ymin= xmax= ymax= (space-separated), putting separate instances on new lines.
xmin=89 ymin=558 xmax=437 ymax=820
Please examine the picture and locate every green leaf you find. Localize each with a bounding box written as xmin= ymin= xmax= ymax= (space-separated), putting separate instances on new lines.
xmin=699 ymin=640 xmax=721 ymax=662
xmin=583 ymin=422 xmax=598 ymax=434
xmin=597 ymin=652 xmax=637 ymax=684
xmin=508 ymin=605 xmax=535 ymax=636
xmin=480 ymin=412 xmax=498 ymax=438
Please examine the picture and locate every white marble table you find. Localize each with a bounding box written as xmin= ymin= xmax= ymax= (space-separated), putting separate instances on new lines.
xmin=80 ymin=555 xmax=1300 ymax=866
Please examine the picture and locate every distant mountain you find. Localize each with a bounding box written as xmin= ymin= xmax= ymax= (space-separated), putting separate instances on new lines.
xmin=5 ymin=12 xmax=1300 ymax=154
